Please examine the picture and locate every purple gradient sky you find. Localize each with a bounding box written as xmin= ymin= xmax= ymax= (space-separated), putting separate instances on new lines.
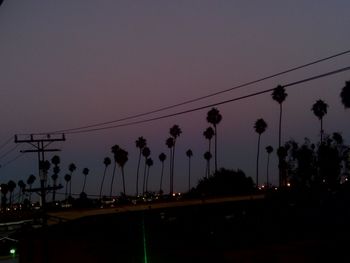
xmin=0 ymin=1 xmax=350 ymax=198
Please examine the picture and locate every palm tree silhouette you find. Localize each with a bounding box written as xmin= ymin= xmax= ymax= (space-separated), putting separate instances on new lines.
xmin=26 ymin=174 xmax=36 ymax=202
xmin=311 ymin=99 xmax=328 ymax=144
xmin=100 ymin=157 xmax=111 ymax=199
xmin=272 ymin=85 xmax=288 ymax=187
xmin=135 ymin=137 xmax=147 ymax=196
xmin=265 ymin=146 xmax=273 ymax=188
xmin=145 ymin=158 xmax=153 ymax=193
xmin=0 ymin=184 xmax=9 ymax=210
xmin=51 ymin=155 xmax=60 ymax=202
xmin=7 ymin=180 xmax=16 ymax=207
xmin=186 ymin=149 xmax=193 ymax=192
xmin=81 ymin=168 xmax=90 ymax=194
xmin=110 ymin=145 xmax=120 ymax=197
xmin=254 ymin=118 xmax=267 ymax=187
xmin=142 ymin=146 xmax=151 ymax=195
xmin=340 ymin=81 xmax=350 ymax=108
xmin=203 ymin=127 xmax=214 ymax=174
xmin=169 ymin=124 xmax=182 ymax=195
xmin=17 ymin=180 xmax=26 ymax=203
xmin=206 ymin=108 xmax=222 ymax=173
xmin=158 ymin=153 xmax=166 ymax=194
xmin=166 ymin=137 xmax=174 ymax=194
xmin=68 ymin=163 xmax=77 ymax=197
xmin=64 ymin=174 xmax=71 ymax=200
xmin=204 ymin=151 xmax=212 ymax=178
xmin=116 ymin=148 xmax=128 ymax=195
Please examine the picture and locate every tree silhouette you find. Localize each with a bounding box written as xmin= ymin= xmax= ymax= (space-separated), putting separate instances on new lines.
xmin=203 ymin=127 xmax=214 ymax=174
xmin=7 ymin=180 xmax=16 ymax=206
xmin=272 ymin=85 xmax=288 ymax=187
xmin=64 ymin=174 xmax=71 ymax=200
xmin=26 ymin=174 xmax=36 ymax=202
xmin=145 ymin=158 xmax=153 ymax=193
xmin=169 ymin=124 xmax=182 ymax=195
xmin=142 ymin=146 xmax=151 ymax=195
xmin=206 ymin=108 xmax=222 ymax=172
xmin=81 ymin=168 xmax=90 ymax=194
xmin=204 ymin=151 xmax=212 ymax=178
xmin=110 ymin=145 xmax=120 ymax=197
xmin=100 ymin=157 xmax=111 ymax=199
xmin=340 ymin=81 xmax=350 ymax=108
xmin=68 ymin=163 xmax=77 ymax=197
xmin=1 ymin=183 xmax=9 ymax=210
xmin=311 ymin=99 xmax=328 ymax=144
xmin=254 ymin=118 xmax=267 ymax=187
xmin=166 ymin=137 xmax=174 ymax=194
xmin=186 ymin=149 xmax=193 ymax=192
xmin=116 ymin=148 xmax=128 ymax=195
xmin=158 ymin=152 xmax=166 ymax=194
xmin=17 ymin=180 xmax=26 ymax=203
xmin=265 ymin=146 xmax=273 ymax=188
xmin=135 ymin=136 xmax=147 ymax=196
xmin=51 ymin=155 xmax=60 ymax=202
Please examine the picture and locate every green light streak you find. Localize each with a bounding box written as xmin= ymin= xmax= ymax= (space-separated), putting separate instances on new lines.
xmin=142 ymin=214 xmax=149 ymax=263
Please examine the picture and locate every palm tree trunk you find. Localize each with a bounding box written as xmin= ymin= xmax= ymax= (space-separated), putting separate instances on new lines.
xmin=278 ymin=103 xmax=283 ymax=187
xmin=52 ymin=180 xmax=56 ymax=202
xmin=82 ymin=175 xmax=87 ymax=193
xmin=110 ymin=162 xmax=117 ymax=197
xmin=99 ymin=167 xmax=107 ymax=199
xmin=146 ymin=166 xmax=150 ymax=193
xmin=159 ymin=162 xmax=164 ymax=193
xmin=65 ymin=182 xmax=68 ymax=200
xmin=214 ymin=126 xmax=218 ymax=173
xmin=69 ymin=173 xmax=73 ymax=197
xmin=320 ymin=118 xmax=323 ymax=144
xmin=143 ymin=159 xmax=147 ymax=195
xmin=121 ymin=167 xmax=126 ymax=195
xmin=171 ymin=143 xmax=176 ymax=195
xmin=169 ymin=148 xmax=173 ymax=195
xmin=136 ymin=150 xmax=142 ymax=196
xmin=256 ymin=134 xmax=261 ymax=187
xmin=188 ymin=157 xmax=191 ymax=192
xmin=266 ymin=153 xmax=270 ymax=188
xmin=208 ymin=140 xmax=212 ymax=176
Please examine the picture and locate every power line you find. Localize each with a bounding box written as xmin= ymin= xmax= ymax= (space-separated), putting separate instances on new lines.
xmin=0 ymin=144 xmax=19 ymax=161
xmin=42 ymin=48 xmax=350 ymax=134
xmin=0 ymin=136 xmax=14 ymax=152
xmin=0 ymin=152 xmax=25 ymax=168
xmin=56 ymin=65 xmax=350 ymax=135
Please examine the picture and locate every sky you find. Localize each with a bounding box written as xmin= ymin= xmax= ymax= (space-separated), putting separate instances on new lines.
xmin=0 ymin=0 xmax=350 ymax=199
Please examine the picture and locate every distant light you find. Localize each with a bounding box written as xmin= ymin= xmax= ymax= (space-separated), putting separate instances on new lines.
xmin=172 ymin=193 xmax=176 ymax=197
xmin=10 ymin=248 xmax=16 ymax=255
xmin=261 ymin=185 xmax=265 ymax=189
xmin=287 ymin=183 xmax=291 ymax=187
xmin=274 ymin=187 xmax=278 ymax=190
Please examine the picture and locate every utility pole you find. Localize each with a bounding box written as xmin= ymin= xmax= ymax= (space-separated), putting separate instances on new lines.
xmin=14 ymin=133 xmax=65 ymax=224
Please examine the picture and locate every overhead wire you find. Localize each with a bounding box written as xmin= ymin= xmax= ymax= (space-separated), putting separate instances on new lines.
xmin=36 ymin=48 xmax=350 ymax=134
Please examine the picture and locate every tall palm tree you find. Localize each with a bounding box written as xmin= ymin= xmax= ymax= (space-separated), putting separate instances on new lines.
xmin=311 ymin=99 xmax=328 ymax=144
xmin=166 ymin=137 xmax=174 ymax=194
xmin=17 ymin=180 xmax=26 ymax=203
xmin=135 ymin=137 xmax=147 ymax=196
xmin=203 ymin=127 xmax=214 ymax=174
xmin=204 ymin=151 xmax=212 ymax=178
xmin=142 ymin=146 xmax=151 ymax=195
xmin=81 ymin=168 xmax=90 ymax=194
xmin=272 ymin=85 xmax=288 ymax=187
xmin=68 ymin=163 xmax=77 ymax=197
xmin=100 ymin=157 xmax=111 ymax=199
xmin=158 ymin=153 xmax=166 ymax=194
xmin=186 ymin=149 xmax=193 ymax=192
xmin=265 ymin=146 xmax=273 ymax=188
xmin=0 ymin=184 xmax=9 ymax=210
xmin=254 ymin=118 xmax=267 ymax=187
xmin=64 ymin=174 xmax=71 ymax=199
xmin=7 ymin=180 xmax=16 ymax=206
xmin=116 ymin=148 xmax=129 ymax=195
xmin=340 ymin=81 xmax=350 ymax=108
xmin=145 ymin=158 xmax=153 ymax=193
xmin=26 ymin=174 xmax=36 ymax=203
xmin=169 ymin=124 xmax=182 ymax=194
xmin=51 ymin=155 xmax=60 ymax=202
xmin=110 ymin=145 xmax=120 ymax=197
xmin=206 ymin=108 xmax=222 ymax=173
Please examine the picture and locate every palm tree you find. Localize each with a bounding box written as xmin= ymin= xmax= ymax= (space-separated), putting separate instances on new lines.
xmin=135 ymin=136 xmax=147 ymax=196
xmin=206 ymin=108 xmax=222 ymax=172
xmin=142 ymin=146 xmax=151 ymax=195
xmin=340 ymin=81 xmax=350 ymax=108
xmin=145 ymin=158 xmax=153 ymax=193
xmin=158 ymin=153 xmax=166 ymax=193
xmin=311 ymin=99 xmax=328 ymax=144
xmin=26 ymin=174 xmax=36 ymax=202
xmin=17 ymin=180 xmax=26 ymax=203
xmin=7 ymin=180 xmax=16 ymax=206
xmin=203 ymin=127 xmax=214 ymax=174
xmin=116 ymin=148 xmax=128 ymax=195
xmin=265 ymin=146 xmax=273 ymax=188
xmin=254 ymin=118 xmax=267 ymax=187
xmin=204 ymin=151 xmax=212 ymax=178
xmin=100 ymin=157 xmax=111 ymax=199
xmin=1 ymin=184 xmax=9 ymax=210
xmin=186 ymin=149 xmax=193 ymax=192
xmin=110 ymin=145 xmax=120 ymax=197
xmin=169 ymin=124 xmax=182 ymax=194
xmin=51 ymin=155 xmax=60 ymax=202
xmin=272 ymin=85 xmax=288 ymax=187
xmin=64 ymin=174 xmax=71 ymax=199
xmin=81 ymin=168 xmax=90 ymax=194
xmin=68 ymin=163 xmax=77 ymax=197
xmin=166 ymin=137 xmax=174 ymax=194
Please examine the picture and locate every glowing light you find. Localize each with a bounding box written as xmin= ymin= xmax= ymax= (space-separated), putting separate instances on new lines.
xmin=10 ymin=248 xmax=16 ymax=255
xmin=287 ymin=183 xmax=291 ymax=187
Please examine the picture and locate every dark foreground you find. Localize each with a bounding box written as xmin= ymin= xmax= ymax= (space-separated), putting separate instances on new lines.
xmin=18 ymin=189 xmax=350 ymax=263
